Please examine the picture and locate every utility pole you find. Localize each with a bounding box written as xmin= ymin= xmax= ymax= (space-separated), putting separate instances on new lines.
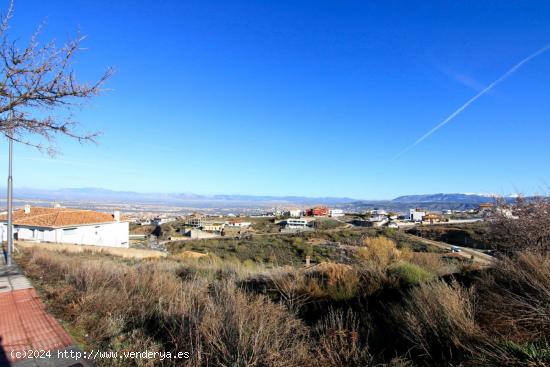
xmin=6 ymin=113 xmax=13 ymax=266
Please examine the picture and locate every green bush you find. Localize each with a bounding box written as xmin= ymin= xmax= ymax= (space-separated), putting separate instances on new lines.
xmin=501 ymin=341 xmax=550 ymax=364
xmin=388 ymin=262 xmax=435 ymax=286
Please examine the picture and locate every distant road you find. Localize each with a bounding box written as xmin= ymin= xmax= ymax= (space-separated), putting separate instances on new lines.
xmin=400 ymin=233 xmax=494 ymax=265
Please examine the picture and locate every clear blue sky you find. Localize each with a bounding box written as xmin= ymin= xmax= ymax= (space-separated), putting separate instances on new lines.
xmin=1 ymin=0 xmax=550 ymax=199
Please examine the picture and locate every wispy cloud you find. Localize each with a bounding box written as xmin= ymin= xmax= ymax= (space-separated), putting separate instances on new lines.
xmin=436 ymin=64 xmax=486 ymax=92
xmin=392 ymin=43 xmax=550 ymax=161
xmin=447 ymin=72 xmax=486 ymax=92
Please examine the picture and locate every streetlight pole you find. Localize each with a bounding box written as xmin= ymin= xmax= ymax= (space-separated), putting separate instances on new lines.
xmin=6 ymin=119 xmax=13 ymax=266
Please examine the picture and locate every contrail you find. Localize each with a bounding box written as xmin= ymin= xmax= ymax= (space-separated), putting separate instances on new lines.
xmin=392 ymin=43 xmax=550 ymax=160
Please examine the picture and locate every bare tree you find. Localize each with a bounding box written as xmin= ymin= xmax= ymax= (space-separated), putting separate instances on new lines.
xmin=489 ymin=196 xmax=550 ymax=254
xmin=0 ymin=1 xmax=113 ymax=154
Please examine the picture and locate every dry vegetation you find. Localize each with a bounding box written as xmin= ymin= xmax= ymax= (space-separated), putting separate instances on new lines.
xmin=16 ymin=203 xmax=550 ymax=366
xmin=489 ymin=196 xmax=550 ymax=254
xmin=16 ymin=241 xmax=166 ymax=259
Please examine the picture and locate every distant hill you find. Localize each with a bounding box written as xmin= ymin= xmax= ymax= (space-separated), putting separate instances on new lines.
xmin=0 ymin=188 xmax=523 ymax=212
xmin=345 ymin=193 xmax=519 ymax=213
xmin=0 ymin=187 xmax=358 ymax=208
xmin=392 ymin=193 xmax=498 ymax=204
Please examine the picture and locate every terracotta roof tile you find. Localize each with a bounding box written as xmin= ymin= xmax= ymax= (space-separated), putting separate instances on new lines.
xmin=0 ymin=207 xmax=119 ymax=228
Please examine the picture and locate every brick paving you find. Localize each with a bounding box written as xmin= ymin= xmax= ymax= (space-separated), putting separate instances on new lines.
xmin=0 ymin=252 xmax=92 ymax=367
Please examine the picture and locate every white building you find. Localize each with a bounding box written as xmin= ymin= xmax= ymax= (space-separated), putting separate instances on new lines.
xmin=289 ymin=209 xmax=303 ymax=218
xmin=286 ymin=218 xmax=312 ymax=229
xmin=152 ymin=217 xmax=175 ymax=226
xmin=370 ymin=214 xmax=387 ymax=222
xmin=186 ymin=217 xmax=203 ymax=228
xmin=371 ymin=209 xmax=388 ymax=216
xmin=0 ymin=205 xmax=129 ymax=248
xmin=329 ymin=209 xmax=344 ymax=217
xmin=201 ymin=222 xmax=225 ymax=232
xmin=225 ymin=221 xmax=251 ymax=228
xmin=409 ymin=209 xmax=426 ymax=222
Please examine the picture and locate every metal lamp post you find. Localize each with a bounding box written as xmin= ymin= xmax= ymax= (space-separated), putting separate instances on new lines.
xmin=6 ymin=121 xmax=13 ymax=266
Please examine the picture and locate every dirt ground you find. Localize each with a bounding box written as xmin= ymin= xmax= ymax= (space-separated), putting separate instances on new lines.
xmin=15 ymin=241 xmax=167 ymax=259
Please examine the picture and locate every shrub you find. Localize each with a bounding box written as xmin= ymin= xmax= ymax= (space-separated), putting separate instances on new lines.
xmin=500 ymin=341 xmax=550 ymax=364
xmin=471 ymin=340 xmax=550 ymax=366
xmin=410 ymin=252 xmax=454 ymax=276
xmin=23 ymin=249 xmax=311 ymax=366
xmin=269 ymin=263 xmax=360 ymax=304
xmin=356 ymin=237 xmax=402 ymax=269
xmin=200 ymin=281 xmax=311 ymax=367
xmin=388 ymin=262 xmax=435 ymax=286
xmin=476 ymin=251 xmax=550 ymax=342
xmin=489 ymin=196 xmax=550 ymax=254
xmin=391 ymin=281 xmax=482 ymax=364
xmin=313 ymin=309 xmax=372 ymax=366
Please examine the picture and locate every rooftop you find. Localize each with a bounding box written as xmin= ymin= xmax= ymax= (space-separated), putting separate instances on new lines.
xmin=0 ymin=206 xmax=121 ymax=228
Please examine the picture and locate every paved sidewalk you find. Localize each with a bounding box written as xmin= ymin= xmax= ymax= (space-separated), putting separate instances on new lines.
xmin=0 ymin=252 xmax=93 ymax=367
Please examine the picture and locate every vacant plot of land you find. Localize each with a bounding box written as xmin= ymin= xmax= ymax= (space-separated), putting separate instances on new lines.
xmin=15 ymin=241 xmax=167 ymax=259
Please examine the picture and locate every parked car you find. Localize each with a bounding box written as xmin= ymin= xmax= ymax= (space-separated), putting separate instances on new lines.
xmin=451 ymin=246 xmax=461 ymax=253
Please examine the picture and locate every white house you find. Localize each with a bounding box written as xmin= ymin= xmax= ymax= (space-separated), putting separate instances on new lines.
xmin=371 ymin=209 xmax=388 ymax=216
xmin=225 ymin=221 xmax=251 ymax=228
xmin=329 ymin=209 xmax=344 ymax=217
xmin=0 ymin=205 xmax=129 ymax=248
xmin=201 ymin=222 xmax=225 ymax=232
xmin=286 ymin=218 xmax=312 ymax=229
xmin=289 ymin=209 xmax=303 ymax=218
xmin=152 ymin=217 xmax=175 ymax=226
xmin=409 ymin=208 xmax=426 ymax=222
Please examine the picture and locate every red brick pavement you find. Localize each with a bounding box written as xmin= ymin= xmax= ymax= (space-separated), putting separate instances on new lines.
xmin=0 ymin=288 xmax=73 ymax=363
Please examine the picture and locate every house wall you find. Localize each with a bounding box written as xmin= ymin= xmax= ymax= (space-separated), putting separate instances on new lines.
xmin=0 ymin=221 xmax=129 ymax=248
xmin=286 ymin=219 xmax=310 ymax=228
xmin=409 ymin=210 xmax=426 ymax=222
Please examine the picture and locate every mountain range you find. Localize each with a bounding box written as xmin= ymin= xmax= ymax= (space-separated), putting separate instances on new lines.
xmin=0 ymin=187 xmax=523 ymax=212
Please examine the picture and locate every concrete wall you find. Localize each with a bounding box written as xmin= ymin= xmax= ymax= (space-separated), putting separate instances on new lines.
xmin=188 ymin=229 xmax=219 ymax=239
xmin=0 ymin=221 xmax=129 ymax=248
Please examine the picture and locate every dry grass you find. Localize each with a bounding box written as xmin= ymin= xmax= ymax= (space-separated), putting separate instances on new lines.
xmin=313 ymin=308 xmax=372 ymax=366
xmin=477 ymin=251 xmax=550 ymax=342
xmin=268 ymin=262 xmax=361 ymax=306
xmin=410 ymin=252 xmax=455 ymax=276
xmin=356 ymin=237 xmax=410 ymax=270
xmin=172 ymin=250 xmax=208 ymax=260
xmin=303 ymin=263 xmax=360 ymax=301
xmin=18 ymin=234 xmax=550 ymax=367
xmin=22 ymin=248 xmax=310 ymax=366
xmin=391 ymin=281 xmax=482 ymax=364
xmin=16 ymin=241 xmax=166 ymax=259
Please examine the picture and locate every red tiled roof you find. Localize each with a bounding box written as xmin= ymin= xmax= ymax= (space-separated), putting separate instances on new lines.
xmin=0 ymin=207 xmax=118 ymax=228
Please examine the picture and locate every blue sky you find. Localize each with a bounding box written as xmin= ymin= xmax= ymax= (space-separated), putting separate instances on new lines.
xmin=1 ymin=0 xmax=550 ymax=199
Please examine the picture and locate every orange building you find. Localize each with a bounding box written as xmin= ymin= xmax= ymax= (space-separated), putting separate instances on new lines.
xmin=422 ymin=213 xmax=442 ymax=224
xmin=479 ymin=203 xmax=494 ymax=211
xmin=305 ymin=206 xmax=329 ymax=217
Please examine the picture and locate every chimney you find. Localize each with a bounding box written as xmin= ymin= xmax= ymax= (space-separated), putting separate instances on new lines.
xmin=24 ymin=204 xmax=31 ymax=214
xmin=113 ymin=210 xmax=121 ymax=222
